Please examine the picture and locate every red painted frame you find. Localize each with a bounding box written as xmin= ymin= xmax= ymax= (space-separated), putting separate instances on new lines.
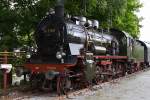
xmin=24 ymin=63 xmax=76 ymax=73
xmin=95 ymin=56 xmax=128 ymax=59
xmin=24 ymin=55 xmax=128 ymax=73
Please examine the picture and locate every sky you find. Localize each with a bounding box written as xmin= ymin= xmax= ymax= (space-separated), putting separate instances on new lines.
xmin=138 ymin=0 xmax=150 ymax=41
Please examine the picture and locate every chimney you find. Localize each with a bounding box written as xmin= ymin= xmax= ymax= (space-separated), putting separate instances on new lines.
xmin=55 ymin=0 xmax=64 ymax=18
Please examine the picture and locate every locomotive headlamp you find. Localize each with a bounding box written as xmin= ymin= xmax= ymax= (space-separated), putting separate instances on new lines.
xmin=26 ymin=52 xmax=31 ymax=59
xmin=56 ymin=52 xmax=62 ymax=59
xmin=56 ymin=51 xmax=66 ymax=59
xmin=34 ymin=48 xmax=37 ymax=53
xmin=13 ymin=49 xmax=21 ymax=58
xmin=31 ymin=46 xmax=34 ymax=52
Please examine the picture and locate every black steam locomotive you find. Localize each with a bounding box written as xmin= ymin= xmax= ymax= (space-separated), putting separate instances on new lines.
xmin=22 ymin=0 xmax=150 ymax=95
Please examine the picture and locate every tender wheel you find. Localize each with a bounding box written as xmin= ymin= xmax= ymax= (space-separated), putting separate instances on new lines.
xmin=107 ymin=75 xmax=113 ymax=81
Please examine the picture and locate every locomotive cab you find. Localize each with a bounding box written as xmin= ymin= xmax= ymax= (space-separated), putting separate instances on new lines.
xmin=110 ymin=29 xmax=134 ymax=58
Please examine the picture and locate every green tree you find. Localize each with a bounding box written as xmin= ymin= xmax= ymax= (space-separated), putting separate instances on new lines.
xmin=0 ymin=0 xmax=142 ymax=50
xmin=0 ymin=0 xmax=20 ymax=50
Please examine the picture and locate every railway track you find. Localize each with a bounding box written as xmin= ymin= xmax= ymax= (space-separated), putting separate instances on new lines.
xmin=0 ymin=68 xmax=149 ymax=100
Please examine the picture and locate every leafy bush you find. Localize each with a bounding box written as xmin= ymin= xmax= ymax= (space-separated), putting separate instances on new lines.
xmin=0 ymin=71 xmax=3 ymax=89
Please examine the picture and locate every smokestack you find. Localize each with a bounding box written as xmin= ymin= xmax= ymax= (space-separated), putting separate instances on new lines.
xmin=55 ymin=0 xmax=64 ymax=18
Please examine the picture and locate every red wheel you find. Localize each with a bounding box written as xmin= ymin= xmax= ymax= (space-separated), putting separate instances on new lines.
xmin=57 ymin=75 xmax=71 ymax=96
xmin=94 ymin=66 xmax=103 ymax=84
xmin=57 ymin=76 xmax=61 ymax=95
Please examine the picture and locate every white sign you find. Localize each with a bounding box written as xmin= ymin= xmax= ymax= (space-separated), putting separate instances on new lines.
xmin=0 ymin=64 xmax=12 ymax=73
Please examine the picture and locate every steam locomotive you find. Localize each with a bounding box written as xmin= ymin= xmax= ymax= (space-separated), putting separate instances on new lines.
xmin=22 ymin=0 xmax=150 ymax=94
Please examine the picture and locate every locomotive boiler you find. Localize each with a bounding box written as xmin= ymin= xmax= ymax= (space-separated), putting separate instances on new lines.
xmin=26 ymin=1 xmax=119 ymax=65
xmin=21 ymin=0 xmax=149 ymax=95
